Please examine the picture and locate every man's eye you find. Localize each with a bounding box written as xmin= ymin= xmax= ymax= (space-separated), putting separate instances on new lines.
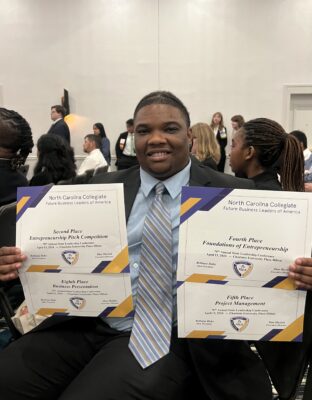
xmin=135 ymin=129 xmax=149 ymax=135
xmin=165 ymin=126 xmax=179 ymax=133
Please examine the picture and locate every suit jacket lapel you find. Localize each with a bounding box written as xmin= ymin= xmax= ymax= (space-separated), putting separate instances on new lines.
xmin=189 ymin=158 xmax=212 ymax=187
xmin=123 ymin=168 xmax=141 ymax=221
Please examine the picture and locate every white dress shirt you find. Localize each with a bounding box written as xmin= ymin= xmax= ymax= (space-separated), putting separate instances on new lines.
xmin=122 ymin=133 xmax=136 ymax=156
xmin=78 ymin=149 xmax=107 ymax=175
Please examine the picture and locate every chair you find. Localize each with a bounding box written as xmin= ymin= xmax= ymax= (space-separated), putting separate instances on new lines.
xmin=57 ymin=169 xmax=95 ymax=185
xmin=0 ymin=201 xmax=16 ymax=247
xmin=93 ymin=165 xmax=109 ymax=176
xmin=0 ymin=202 xmax=22 ymax=340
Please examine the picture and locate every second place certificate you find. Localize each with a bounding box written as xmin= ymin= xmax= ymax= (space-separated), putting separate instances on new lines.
xmin=16 ymin=184 xmax=132 ymax=317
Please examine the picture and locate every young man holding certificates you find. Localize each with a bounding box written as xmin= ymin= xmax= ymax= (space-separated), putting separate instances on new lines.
xmin=0 ymin=91 xmax=311 ymax=400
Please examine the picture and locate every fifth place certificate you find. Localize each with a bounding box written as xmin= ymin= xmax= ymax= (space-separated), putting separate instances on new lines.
xmin=16 ymin=184 xmax=132 ymax=317
xmin=177 ymin=186 xmax=312 ymax=341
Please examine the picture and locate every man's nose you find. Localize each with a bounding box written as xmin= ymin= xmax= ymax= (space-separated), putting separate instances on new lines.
xmin=148 ymin=130 xmax=166 ymax=142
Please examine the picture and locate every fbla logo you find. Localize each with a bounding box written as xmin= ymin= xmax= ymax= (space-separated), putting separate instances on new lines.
xmin=70 ymin=297 xmax=86 ymax=310
xmin=233 ymin=260 xmax=253 ymax=278
xmin=62 ymin=250 xmax=79 ymax=265
xmin=230 ymin=316 xmax=249 ymax=332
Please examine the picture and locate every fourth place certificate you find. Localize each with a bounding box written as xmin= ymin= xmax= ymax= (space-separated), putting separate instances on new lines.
xmin=177 ymin=186 xmax=312 ymax=340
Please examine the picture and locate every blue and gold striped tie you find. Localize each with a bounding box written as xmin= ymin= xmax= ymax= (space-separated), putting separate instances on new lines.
xmin=129 ymin=182 xmax=173 ymax=369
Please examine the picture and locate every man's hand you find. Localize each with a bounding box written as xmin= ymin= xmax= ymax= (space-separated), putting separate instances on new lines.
xmin=0 ymin=247 xmax=26 ymax=281
xmin=289 ymin=257 xmax=312 ymax=290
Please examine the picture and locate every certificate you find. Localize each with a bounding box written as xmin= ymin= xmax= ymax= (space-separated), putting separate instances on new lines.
xmin=16 ymin=184 xmax=129 ymax=274
xmin=178 ymin=187 xmax=312 ymax=288
xmin=178 ymin=282 xmax=305 ymax=341
xmin=19 ymin=272 xmax=133 ymax=317
xmin=16 ymin=184 xmax=133 ymax=317
xmin=177 ymin=186 xmax=312 ymax=340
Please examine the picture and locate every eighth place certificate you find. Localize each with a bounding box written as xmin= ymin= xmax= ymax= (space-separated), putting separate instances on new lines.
xmin=16 ymin=184 xmax=133 ymax=318
xmin=177 ymin=186 xmax=312 ymax=341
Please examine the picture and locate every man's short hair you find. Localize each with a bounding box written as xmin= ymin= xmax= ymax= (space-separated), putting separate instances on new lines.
xmin=290 ymin=130 xmax=308 ymax=149
xmin=51 ymin=105 xmax=67 ymax=118
xmin=133 ymin=91 xmax=191 ymax=128
xmin=126 ymin=118 xmax=134 ymax=126
xmin=84 ymin=134 xmax=101 ymax=149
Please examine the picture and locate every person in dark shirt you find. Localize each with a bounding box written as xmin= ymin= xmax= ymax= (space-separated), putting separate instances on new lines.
xmin=210 ymin=112 xmax=227 ymax=172
xmin=93 ymin=122 xmax=111 ymax=165
xmin=30 ymin=134 xmax=76 ymax=186
xmin=0 ymin=107 xmax=33 ymax=206
xmin=47 ymin=105 xmax=70 ymax=144
xmin=190 ymin=122 xmax=220 ymax=170
xmin=115 ymin=118 xmax=139 ymax=170
xmin=230 ymin=118 xmax=304 ymax=191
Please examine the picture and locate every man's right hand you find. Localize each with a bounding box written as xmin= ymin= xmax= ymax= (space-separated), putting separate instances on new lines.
xmin=0 ymin=247 xmax=26 ymax=281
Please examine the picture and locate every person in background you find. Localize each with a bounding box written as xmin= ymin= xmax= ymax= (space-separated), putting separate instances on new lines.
xmin=0 ymin=107 xmax=33 ymax=206
xmin=290 ymin=130 xmax=312 ymax=183
xmin=230 ymin=115 xmax=245 ymax=134
xmin=115 ymin=118 xmax=139 ymax=170
xmin=190 ymin=122 xmax=220 ymax=170
xmin=30 ymin=134 xmax=76 ymax=186
xmin=229 ymin=118 xmax=307 ymax=400
xmin=77 ymin=134 xmax=107 ymax=175
xmin=210 ymin=111 xmax=227 ymax=172
xmin=230 ymin=118 xmax=304 ymax=191
xmin=47 ymin=105 xmax=70 ymax=144
xmin=93 ymin=122 xmax=111 ymax=165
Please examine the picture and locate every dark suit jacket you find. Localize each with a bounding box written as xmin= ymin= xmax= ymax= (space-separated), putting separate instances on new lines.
xmin=91 ymin=161 xmax=273 ymax=400
xmin=216 ymin=127 xmax=227 ymax=172
xmin=47 ymin=119 xmax=70 ymax=143
xmin=36 ymin=160 xmax=309 ymax=399
xmin=115 ymin=132 xmax=138 ymax=169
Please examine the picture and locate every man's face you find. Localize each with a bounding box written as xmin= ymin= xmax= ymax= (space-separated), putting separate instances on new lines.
xmin=127 ymin=123 xmax=134 ymax=134
xmin=83 ymin=138 xmax=93 ymax=153
xmin=51 ymin=108 xmax=61 ymax=121
xmin=134 ymin=104 xmax=192 ymax=180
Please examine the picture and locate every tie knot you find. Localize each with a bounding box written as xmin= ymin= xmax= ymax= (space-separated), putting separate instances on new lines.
xmin=155 ymin=182 xmax=165 ymax=196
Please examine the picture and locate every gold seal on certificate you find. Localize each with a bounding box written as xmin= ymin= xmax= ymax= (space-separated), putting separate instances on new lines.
xmin=16 ymin=184 xmax=133 ymax=317
xmin=233 ymin=260 xmax=253 ymax=277
xmin=177 ymin=186 xmax=312 ymax=342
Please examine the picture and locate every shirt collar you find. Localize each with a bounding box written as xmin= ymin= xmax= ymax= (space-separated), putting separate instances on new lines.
xmin=304 ymin=148 xmax=312 ymax=160
xmin=89 ymin=148 xmax=99 ymax=155
xmin=53 ymin=118 xmax=62 ymax=125
xmin=140 ymin=159 xmax=191 ymax=199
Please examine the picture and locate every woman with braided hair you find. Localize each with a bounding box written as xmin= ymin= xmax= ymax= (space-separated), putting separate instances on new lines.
xmin=0 ymin=107 xmax=34 ymax=206
xmin=230 ymin=117 xmax=304 ymax=191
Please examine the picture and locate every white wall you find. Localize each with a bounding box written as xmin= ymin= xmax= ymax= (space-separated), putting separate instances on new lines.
xmin=0 ymin=0 xmax=312 ymax=163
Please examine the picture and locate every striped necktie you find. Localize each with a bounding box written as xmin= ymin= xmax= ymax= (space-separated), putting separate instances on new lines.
xmin=129 ymin=182 xmax=173 ymax=369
